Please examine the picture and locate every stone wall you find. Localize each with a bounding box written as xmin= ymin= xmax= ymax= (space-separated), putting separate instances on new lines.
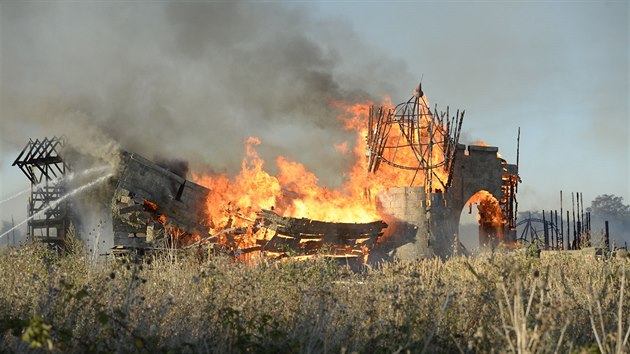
xmin=372 ymin=186 xmax=433 ymax=262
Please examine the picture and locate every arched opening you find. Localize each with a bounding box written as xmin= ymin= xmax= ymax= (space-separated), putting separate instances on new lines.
xmin=458 ymin=190 xmax=506 ymax=252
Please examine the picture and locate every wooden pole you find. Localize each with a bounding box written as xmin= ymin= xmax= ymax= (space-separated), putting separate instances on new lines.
xmin=567 ymin=210 xmax=573 ymax=250
xmin=11 ymin=215 xmax=15 ymax=247
xmin=549 ymin=210 xmax=555 ymax=248
xmin=572 ymin=192 xmax=577 ymax=249
xmin=554 ymin=210 xmax=559 ymax=249
xmin=604 ymin=220 xmax=610 ymax=250
xmin=580 ymin=193 xmax=586 ymax=243
xmin=543 ymin=210 xmax=549 ymax=250
xmin=580 ymin=192 xmax=584 ymax=230
xmin=516 ymin=127 xmax=520 ymax=194
xmin=549 ymin=210 xmax=555 ymax=249
xmin=560 ymin=191 xmax=568 ymax=249
xmin=576 ymin=193 xmax=581 ymax=241
xmin=566 ymin=210 xmax=571 ymax=250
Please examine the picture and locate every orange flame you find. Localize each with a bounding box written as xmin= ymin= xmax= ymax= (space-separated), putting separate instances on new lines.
xmin=193 ymin=95 xmax=454 ymax=244
xmin=333 ymin=142 xmax=348 ymax=154
xmin=467 ymin=190 xmax=507 ymax=242
xmin=193 ymin=101 xmax=382 ymax=233
xmin=471 ymin=140 xmax=489 ymax=146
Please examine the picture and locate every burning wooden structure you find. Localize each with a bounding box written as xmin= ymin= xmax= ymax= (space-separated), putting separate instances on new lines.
xmin=108 ymin=84 xmax=521 ymax=260
xmin=111 ymin=152 xmax=211 ymax=250
xmin=366 ymin=84 xmax=464 ymax=192
xmin=178 ymin=210 xmax=387 ymax=261
xmin=253 ymin=209 xmax=386 ymax=259
xmin=13 ymin=85 xmax=523 ymax=260
xmin=111 ymin=152 xmax=387 ymax=260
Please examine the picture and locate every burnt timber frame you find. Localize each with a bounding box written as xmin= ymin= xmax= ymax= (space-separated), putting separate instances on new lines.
xmin=12 ymin=137 xmax=69 ymax=247
xmin=111 ymin=152 xmax=211 ymax=249
xmin=256 ymin=209 xmax=387 ymax=257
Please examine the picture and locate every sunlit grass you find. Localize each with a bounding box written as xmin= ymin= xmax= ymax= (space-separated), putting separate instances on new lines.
xmin=0 ymin=243 xmax=628 ymax=353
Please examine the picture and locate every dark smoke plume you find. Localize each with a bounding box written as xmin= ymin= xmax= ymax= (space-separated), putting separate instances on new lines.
xmin=0 ymin=1 xmax=410 ymax=184
xmin=155 ymin=158 xmax=189 ymax=179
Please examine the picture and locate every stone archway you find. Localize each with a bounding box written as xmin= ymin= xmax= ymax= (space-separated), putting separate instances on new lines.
xmin=411 ymin=144 xmax=504 ymax=257
xmin=458 ymin=190 xmax=504 ymax=251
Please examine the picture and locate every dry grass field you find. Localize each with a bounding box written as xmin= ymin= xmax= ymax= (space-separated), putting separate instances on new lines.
xmin=0 ymin=242 xmax=628 ymax=353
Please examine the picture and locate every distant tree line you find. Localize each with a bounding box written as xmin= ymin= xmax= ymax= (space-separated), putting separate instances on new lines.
xmin=587 ymin=194 xmax=630 ymax=247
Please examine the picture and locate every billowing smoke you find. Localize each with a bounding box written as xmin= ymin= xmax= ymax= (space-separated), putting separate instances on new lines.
xmin=0 ymin=1 xmax=413 ymax=256
xmin=0 ymin=2 xmax=410 ymax=184
xmin=155 ymin=158 xmax=189 ymax=179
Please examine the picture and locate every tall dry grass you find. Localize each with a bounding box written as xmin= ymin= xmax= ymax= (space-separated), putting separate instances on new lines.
xmin=0 ymin=243 xmax=628 ymax=353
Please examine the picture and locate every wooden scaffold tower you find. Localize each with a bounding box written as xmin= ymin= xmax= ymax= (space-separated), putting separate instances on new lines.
xmin=12 ymin=137 xmax=70 ymax=248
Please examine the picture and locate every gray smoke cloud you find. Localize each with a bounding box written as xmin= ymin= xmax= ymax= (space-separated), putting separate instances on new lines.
xmin=0 ymin=1 xmax=411 ymax=185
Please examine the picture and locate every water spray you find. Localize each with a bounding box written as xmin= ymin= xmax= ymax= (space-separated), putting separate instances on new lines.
xmin=0 ymin=172 xmax=114 ymax=240
xmin=0 ymin=165 xmax=110 ymax=206
xmin=0 ymin=188 xmax=30 ymax=205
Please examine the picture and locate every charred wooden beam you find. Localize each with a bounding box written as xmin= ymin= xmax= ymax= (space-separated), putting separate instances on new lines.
xmin=253 ymin=210 xmax=386 ymax=257
xmin=258 ymin=209 xmax=386 ymax=242
xmin=257 ymin=235 xmax=323 ymax=254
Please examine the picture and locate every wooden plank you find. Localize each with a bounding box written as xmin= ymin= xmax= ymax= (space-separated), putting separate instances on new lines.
xmin=113 ymin=231 xmax=149 ymax=248
xmin=256 ymin=235 xmax=323 ymax=254
xmin=119 ymin=204 xmax=144 ymax=214
xmin=258 ymin=210 xmax=387 ymax=241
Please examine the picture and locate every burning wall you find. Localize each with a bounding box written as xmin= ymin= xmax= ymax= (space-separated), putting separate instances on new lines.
xmin=368 ymin=143 xmax=518 ymax=261
xmin=111 ymin=152 xmax=211 ymax=249
xmin=431 ymin=144 xmax=518 ymax=255
xmin=110 ymin=151 xmax=387 ymax=261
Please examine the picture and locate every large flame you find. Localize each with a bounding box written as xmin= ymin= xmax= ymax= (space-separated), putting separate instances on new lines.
xmin=193 ymin=96 xmax=455 ymax=240
xmin=193 ymin=100 xmax=381 ymax=234
xmin=467 ymin=190 xmax=507 ymax=243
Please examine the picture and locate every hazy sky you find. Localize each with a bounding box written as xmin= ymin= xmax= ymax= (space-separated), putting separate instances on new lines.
xmin=0 ymin=1 xmax=628 ymax=234
xmin=314 ymin=1 xmax=629 ymax=207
